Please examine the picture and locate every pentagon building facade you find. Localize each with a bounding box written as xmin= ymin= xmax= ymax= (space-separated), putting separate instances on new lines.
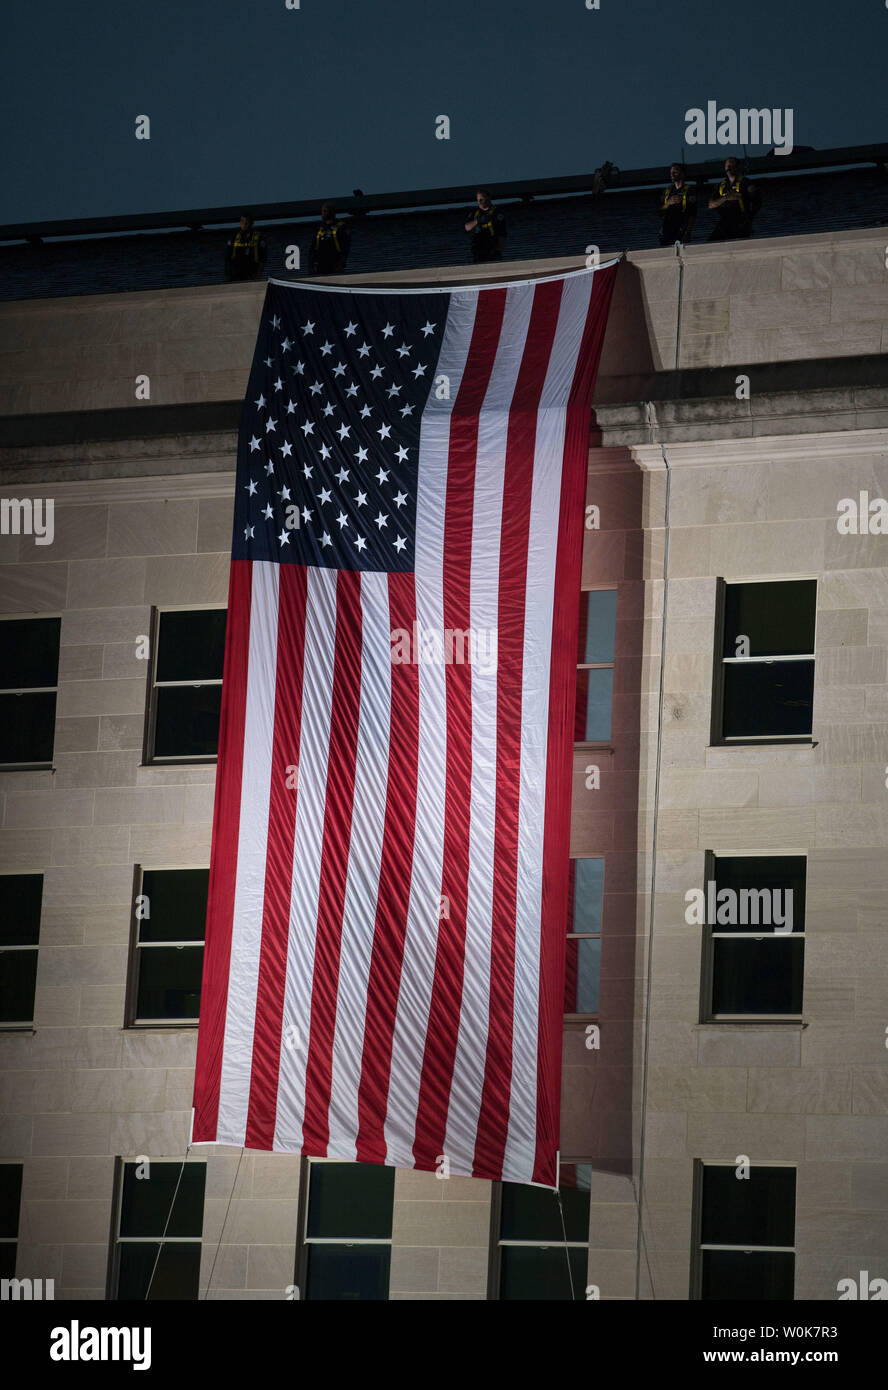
xmin=0 ymin=226 xmax=887 ymax=1300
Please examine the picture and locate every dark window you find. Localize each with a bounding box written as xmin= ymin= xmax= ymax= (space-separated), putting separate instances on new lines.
xmin=128 ymin=868 xmax=207 ymax=1025
xmin=0 ymin=874 xmax=43 ymax=1026
xmin=111 ymin=1160 xmax=205 ymax=1300
xmin=702 ymin=855 xmax=805 ymax=1020
xmin=695 ymin=1163 xmax=795 ymax=1300
xmin=565 ymin=859 xmax=603 ymax=1016
xmin=147 ymin=609 xmax=226 ymax=762
xmin=575 ymin=590 xmax=617 ymax=742
xmin=0 ymin=1164 xmax=23 ymax=1280
xmin=497 ymin=1163 xmax=591 ymax=1300
xmin=0 ymin=617 xmax=60 ymax=767
xmin=715 ymin=580 xmax=815 ymax=742
xmin=301 ymin=1161 xmax=394 ymax=1301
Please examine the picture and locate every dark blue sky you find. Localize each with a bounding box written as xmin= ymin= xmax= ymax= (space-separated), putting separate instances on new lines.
xmin=3 ymin=0 xmax=885 ymax=224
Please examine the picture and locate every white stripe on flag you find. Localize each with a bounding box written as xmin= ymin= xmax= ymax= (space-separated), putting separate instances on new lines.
xmin=273 ymin=565 xmax=339 ymax=1150
xmin=326 ymin=570 xmax=393 ymax=1159
xmin=502 ymin=269 xmax=594 ymax=1181
xmin=217 ymin=561 xmax=280 ymax=1144
xmin=443 ymin=280 xmax=536 ymax=1172
xmin=382 ymin=287 xmax=478 ymax=1168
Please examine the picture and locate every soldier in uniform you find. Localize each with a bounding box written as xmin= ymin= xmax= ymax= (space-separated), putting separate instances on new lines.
xmin=658 ymin=163 xmax=697 ymax=246
xmin=464 ymin=189 xmax=507 ymax=263
xmin=707 ymin=157 xmax=762 ymax=241
xmin=225 ymin=212 xmax=267 ymax=281
xmin=309 ymin=204 xmax=351 ymax=275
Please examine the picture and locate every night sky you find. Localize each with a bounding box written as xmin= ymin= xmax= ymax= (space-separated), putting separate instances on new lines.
xmin=3 ymin=0 xmax=885 ymax=224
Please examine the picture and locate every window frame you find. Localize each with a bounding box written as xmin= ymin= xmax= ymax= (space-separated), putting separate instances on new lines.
xmin=124 ymin=864 xmax=207 ymax=1029
xmin=574 ymin=587 xmax=617 ymax=749
xmin=143 ymin=604 xmax=226 ymax=767
xmin=0 ymin=612 xmax=61 ymax=771
xmin=490 ymin=1162 xmax=593 ymax=1302
xmin=0 ymin=1162 xmax=23 ymax=1279
xmin=0 ymin=871 xmax=43 ymax=1030
xmin=107 ymin=1156 xmax=206 ymax=1302
xmin=564 ymin=856 xmax=603 ymax=1023
xmin=294 ymin=1156 xmax=395 ymax=1302
xmin=690 ymin=1160 xmax=797 ymax=1301
xmin=699 ymin=850 xmax=806 ymax=1024
xmin=710 ymin=577 xmax=817 ymax=747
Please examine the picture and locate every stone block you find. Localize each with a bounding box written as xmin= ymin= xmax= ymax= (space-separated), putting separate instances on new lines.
xmin=205 ymin=1198 xmax=300 ymax=1247
xmin=696 ymin=1026 xmax=803 ymax=1070
xmin=392 ymin=1199 xmax=490 ymax=1247
xmin=852 ymin=1070 xmax=888 ymax=1116
xmin=587 ymin=1202 xmax=638 ymax=1249
xmin=66 ymin=559 xmax=147 ymax=610
xmin=0 ymin=562 xmax=68 ymax=611
xmin=25 ymin=1198 xmax=111 ymax=1245
xmin=746 ymin=1068 xmax=852 ymax=1115
xmin=388 ymin=1247 xmax=444 ymax=1295
xmin=108 ymin=1111 xmax=189 ymax=1156
xmin=17 ymin=505 xmax=108 ymax=567
xmin=31 ymin=1114 xmax=112 ymax=1157
xmin=850 ymin=1163 xmax=888 ymax=1209
xmin=21 ymin=1157 xmax=69 ymax=1201
xmin=108 ymin=500 xmax=199 ymax=558
xmin=145 ymin=554 xmax=229 ymax=605
xmin=815 ymin=805 xmax=888 ymax=850
xmin=58 ymin=645 xmax=103 ymax=681
xmin=245 ymin=1244 xmax=297 ymax=1292
xmin=4 ymin=789 xmax=95 ymax=829
xmin=200 ymin=1241 xmax=247 ymax=1291
xmin=93 ymin=786 xmax=185 ymax=826
xmin=129 ymin=823 xmax=212 ymax=863
xmin=67 ymin=1157 xmax=116 ymax=1199
xmin=60 ymin=605 xmax=150 ymax=646
xmin=54 ymin=717 xmax=100 ymax=753
xmin=57 ymin=678 xmax=144 ymax=719
xmin=699 ymin=806 xmax=815 ymax=849
xmin=436 ymin=1245 xmax=489 ymax=1295
xmin=687 ymin=1112 xmax=805 ymax=1160
xmin=643 ymin=1111 xmax=687 ymax=1157
xmin=805 ymin=1116 xmax=888 ymax=1161
xmin=98 ymin=713 xmax=144 ymax=751
xmin=647 ymin=1065 xmax=748 ymax=1113
xmin=197 ymin=497 xmax=235 ymax=553
xmin=61 ymin=1244 xmax=109 ymax=1289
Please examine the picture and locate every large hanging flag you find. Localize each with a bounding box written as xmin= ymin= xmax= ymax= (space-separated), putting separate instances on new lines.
xmin=192 ymin=262 xmax=618 ymax=1185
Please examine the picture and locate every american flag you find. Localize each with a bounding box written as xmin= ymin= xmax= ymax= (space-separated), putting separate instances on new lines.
xmin=192 ymin=264 xmax=617 ymax=1185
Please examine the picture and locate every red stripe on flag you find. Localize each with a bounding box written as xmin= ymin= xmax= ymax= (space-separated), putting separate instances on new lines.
xmin=533 ymin=266 xmax=618 ymax=1185
xmin=301 ymin=569 xmax=364 ymax=1155
xmin=192 ymin=559 xmax=253 ymax=1140
xmin=355 ymin=571 xmax=420 ymax=1163
xmin=243 ymin=565 xmax=308 ymax=1149
xmin=411 ymin=288 xmax=507 ymax=1173
xmin=472 ymin=278 xmax=565 ymax=1180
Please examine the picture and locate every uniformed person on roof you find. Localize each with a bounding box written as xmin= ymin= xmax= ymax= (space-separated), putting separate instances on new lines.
xmin=309 ymin=204 xmax=351 ymax=275
xmin=707 ymin=157 xmax=762 ymax=241
xmin=464 ymin=188 xmax=507 ymax=263
xmin=225 ymin=212 xmax=267 ymax=281
xmin=658 ymin=163 xmax=697 ymax=246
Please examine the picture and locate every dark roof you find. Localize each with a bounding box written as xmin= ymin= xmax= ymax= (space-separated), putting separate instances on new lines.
xmin=2 ymin=166 xmax=886 ymax=303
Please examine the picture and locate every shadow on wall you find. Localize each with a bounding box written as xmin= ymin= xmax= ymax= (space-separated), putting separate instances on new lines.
xmin=561 ymin=451 xmax=647 ymax=1177
xmin=595 ymin=258 xmax=667 ymax=396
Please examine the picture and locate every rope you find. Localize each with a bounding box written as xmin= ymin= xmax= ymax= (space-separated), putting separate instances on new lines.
xmin=202 ymin=1147 xmax=245 ymax=1300
xmin=554 ymin=1187 xmax=577 ymax=1301
xmin=144 ymin=1144 xmax=192 ymax=1300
